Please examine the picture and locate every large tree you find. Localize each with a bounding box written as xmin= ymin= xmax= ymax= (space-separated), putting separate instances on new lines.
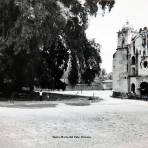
xmin=0 ymin=0 xmax=115 ymax=93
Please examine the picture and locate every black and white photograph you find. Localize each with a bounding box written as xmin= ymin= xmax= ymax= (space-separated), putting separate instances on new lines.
xmin=0 ymin=0 xmax=148 ymax=147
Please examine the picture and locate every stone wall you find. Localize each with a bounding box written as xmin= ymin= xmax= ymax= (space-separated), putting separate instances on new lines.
xmin=113 ymin=48 xmax=128 ymax=93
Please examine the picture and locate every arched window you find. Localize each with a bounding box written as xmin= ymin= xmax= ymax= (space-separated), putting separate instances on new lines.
xmin=139 ymin=50 xmax=141 ymax=55
xmin=131 ymin=83 xmax=135 ymax=93
xmin=133 ymin=41 xmax=135 ymax=54
xmin=131 ymin=67 xmax=136 ymax=76
xmin=142 ymin=38 xmax=146 ymax=47
xmin=131 ymin=56 xmax=136 ymax=65
xmin=122 ymin=39 xmax=125 ymax=47
xmin=143 ymin=50 xmax=146 ymax=56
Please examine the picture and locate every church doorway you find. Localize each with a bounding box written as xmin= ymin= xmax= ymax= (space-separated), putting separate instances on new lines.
xmin=140 ymin=82 xmax=148 ymax=98
xmin=131 ymin=56 xmax=136 ymax=65
xmin=131 ymin=83 xmax=135 ymax=93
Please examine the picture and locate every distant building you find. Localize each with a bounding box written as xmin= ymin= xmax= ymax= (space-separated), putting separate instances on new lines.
xmin=113 ymin=21 xmax=148 ymax=99
xmin=102 ymin=80 xmax=112 ymax=90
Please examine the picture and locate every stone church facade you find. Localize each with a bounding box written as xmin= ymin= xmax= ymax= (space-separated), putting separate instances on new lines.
xmin=113 ymin=22 xmax=148 ymax=99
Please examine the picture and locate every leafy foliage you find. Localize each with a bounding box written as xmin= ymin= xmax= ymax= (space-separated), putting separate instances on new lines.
xmin=82 ymin=39 xmax=101 ymax=84
xmin=0 ymin=0 xmax=115 ymax=93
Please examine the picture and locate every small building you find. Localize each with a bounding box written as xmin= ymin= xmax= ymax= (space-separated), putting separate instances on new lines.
xmin=102 ymin=80 xmax=112 ymax=90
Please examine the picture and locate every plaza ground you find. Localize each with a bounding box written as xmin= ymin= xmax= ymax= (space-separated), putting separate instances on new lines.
xmin=0 ymin=90 xmax=148 ymax=148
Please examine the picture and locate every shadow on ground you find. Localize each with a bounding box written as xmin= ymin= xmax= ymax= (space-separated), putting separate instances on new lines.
xmin=0 ymin=95 xmax=102 ymax=108
xmin=0 ymin=102 xmax=58 ymax=109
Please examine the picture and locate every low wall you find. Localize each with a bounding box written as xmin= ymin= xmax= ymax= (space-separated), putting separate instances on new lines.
xmin=66 ymin=84 xmax=103 ymax=91
xmin=112 ymin=91 xmax=128 ymax=99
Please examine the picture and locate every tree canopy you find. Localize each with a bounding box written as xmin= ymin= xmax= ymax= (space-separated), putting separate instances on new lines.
xmin=0 ymin=0 xmax=115 ymax=93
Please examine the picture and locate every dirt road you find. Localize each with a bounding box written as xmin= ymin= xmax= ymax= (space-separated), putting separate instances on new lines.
xmin=0 ymin=90 xmax=148 ymax=148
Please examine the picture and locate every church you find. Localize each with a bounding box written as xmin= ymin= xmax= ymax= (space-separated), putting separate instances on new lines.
xmin=112 ymin=22 xmax=148 ymax=99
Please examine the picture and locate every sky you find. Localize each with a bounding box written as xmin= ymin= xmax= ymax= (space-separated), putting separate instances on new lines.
xmin=86 ymin=0 xmax=148 ymax=73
